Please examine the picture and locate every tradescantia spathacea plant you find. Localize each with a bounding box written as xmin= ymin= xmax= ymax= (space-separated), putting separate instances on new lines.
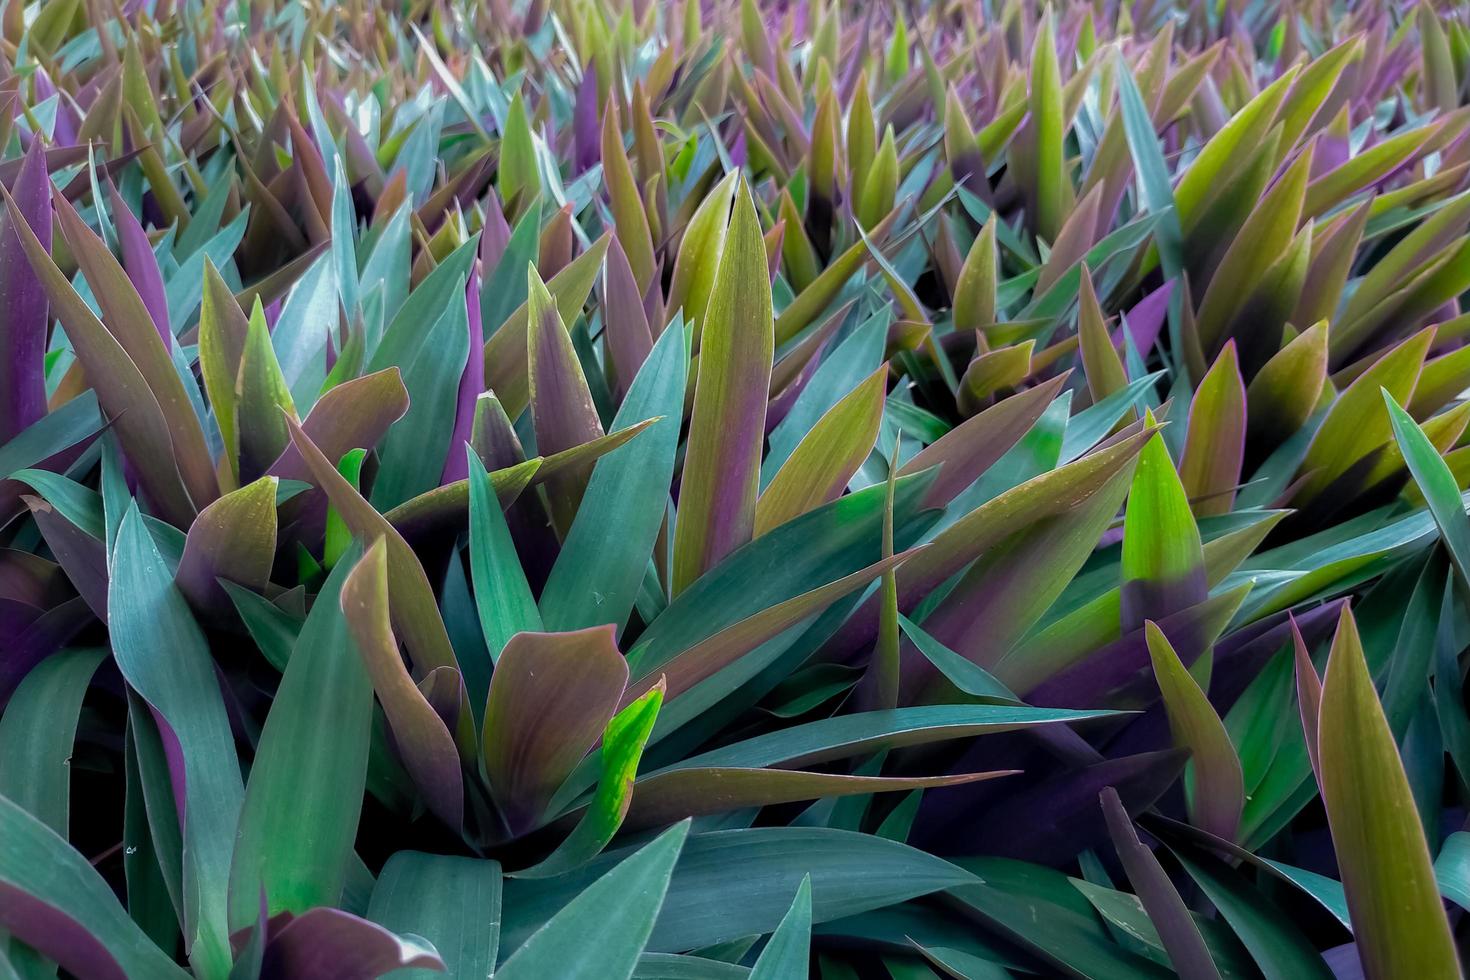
xmin=2 ymin=0 xmax=1470 ymax=976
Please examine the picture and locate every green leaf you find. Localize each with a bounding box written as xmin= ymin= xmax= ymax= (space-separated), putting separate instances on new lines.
xmin=0 ymin=648 xmax=106 ymax=834
xmin=1028 ymin=11 xmax=1068 ymax=240
xmin=0 ymin=795 xmax=189 ymax=980
xmin=483 ymin=233 xmax=611 ymax=416
xmin=662 ymin=704 xmax=1116 ymax=773
xmin=497 ymin=822 xmax=689 ymax=980
xmin=235 ymin=298 xmax=297 ymax=481
xmin=540 ymin=319 xmax=684 ymax=632
xmin=228 ymin=548 xmax=372 ymax=931
xmin=1317 ymin=604 xmax=1460 ymax=978
xmin=1115 ymin=53 xmax=1183 ymax=285
xmin=498 ymin=92 xmax=541 ymax=214
xmin=668 ymin=172 xmax=737 ymax=331
xmin=748 ymin=876 xmax=811 ymax=979
xmin=898 ymin=615 xmax=1018 ymax=703
xmin=1122 ymin=423 xmax=1205 ymax=631
xmin=109 ymin=504 xmax=243 ymax=980
xmin=467 ymin=447 xmax=542 ymax=661
xmin=523 ymin=683 xmax=665 ymax=877
xmin=370 ymin=251 xmax=472 ymax=510
xmin=1170 ymin=849 xmax=1332 ymax=980
xmin=367 ymin=852 xmax=502 ymax=980
xmin=1297 ymin=324 xmax=1434 ymax=504
xmin=1384 ymin=390 xmax=1470 ymax=593
xmin=503 ymin=828 xmax=974 ymax=954
xmin=1179 ymin=342 xmax=1246 ymax=517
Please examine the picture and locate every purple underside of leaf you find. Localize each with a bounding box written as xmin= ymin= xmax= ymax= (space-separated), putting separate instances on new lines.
xmin=258 ymin=908 xmax=445 ymax=978
xmin=441 ymin=271 xmax=485 ymax=484
xmin=0 ymin=882 xmax=129 ymax=980
xmin=0 ymin=140 xmax=52 ymax=444
xmin=914 ymin=749 xmax=1189 ymax=863
xmin=0 ymin=596 xmax=91 ymax=704
xmin=1113 ymin=279 xmax=1173 ymax=352
xmin=1023 ymin=590 xmax=1243 ymax=707
xmin=107 ymin=180 xmax=170 ymax=344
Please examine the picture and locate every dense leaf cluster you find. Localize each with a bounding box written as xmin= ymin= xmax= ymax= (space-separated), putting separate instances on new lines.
xmin=1 ymin=0 xmax=1469 ymax=977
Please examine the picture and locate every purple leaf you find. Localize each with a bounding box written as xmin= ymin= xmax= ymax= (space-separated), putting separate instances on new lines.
xmin=258 ymin=908 xmax=445 ymax=979
xmin=0 ymin=139 xmax=50 ymax=443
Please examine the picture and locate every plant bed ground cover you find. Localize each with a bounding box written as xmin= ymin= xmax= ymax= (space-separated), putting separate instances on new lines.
xmin=1 ymin=0 xmax=1470 ymax=977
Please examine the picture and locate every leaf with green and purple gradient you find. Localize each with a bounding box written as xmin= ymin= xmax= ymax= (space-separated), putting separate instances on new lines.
xmin=483 ymin=626 xmax=629 ymax=835
xmin=341 ymin=536 xmax=463 ymax=829
xmin=673 ymin=177 xmax=773 ymax=594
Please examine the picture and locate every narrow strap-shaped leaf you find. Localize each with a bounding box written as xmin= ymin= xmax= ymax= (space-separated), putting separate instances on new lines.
xmin=673 ymin=177 xmax=774 ymax=593
xmin=1245 ymin=320 xmax=1327 ymax=456
xmin=952 ymin=217 xmax=996 ymax=334
xmin=340 ymin=537 xmax=463 ymax=829
xmin=198 ymin=258 xmax=251 ymax=484
xmin=602 ymin=233 xmax=656 ymax=402
xmin=228 ymin=547 xmax=371 ymax=930
xmin=110 ymin=504 xmax=242 ymax=979
xmin=467 ymin=448 xmax=542 ymax=661
xmin=1146 ymin=621 xmax=1243 ymax=843
xmin=619 ymin=767 xmax=1009 ymax=834
xmin=497 ymin=91 xmax=540 ymax=215
xmin=235 ymin=299 xmax=297 ymax=482
xmin=861 ymin=441 xmax=903 ymax=711
xmin=603 ymin=100 xmax=656 ymax=291
xmin=756 ymin=368 xmax=886 ymax=536
xmin=369 ymin=266 xmax=471 ymax=510
xmin=1027 ymin=11 xmax=1068 ymax=241
xmin=285 ymin=416 xmax=469 ymax=742
xmin=897 ymin=375 xmax=1066 ymax=509
xmin=483 ymin=626 xmax=629 ymax=834
xmin=1385 ymin=390 xmax=1470 ymax=594
xmin=919 ymin=460 xmax=1135 ymax=674
xmin=2 ymin=189 xmax=197 ymax=526
xmin=748 ymin=876 xmax=811 ymax=980
xmin=528 ymin=263 xmax=606 ymax=535
xmin=1171 ymin=849 xmax=1333 ymax=980
xmin=1122 ymin=423 xmax=1205 ymax=632
xmin=1078 ymin=264 xmax=1129 ymax=408
xmin=667 ymin=171 xmax=737 ymax=333
xmin=483 ymin=233 xmax=611 ymax=416
xmin=0 ymin=140 xmax=51 ymax=444
xmin=52 ymin=188 xmax=218 ymax=510
xmin=0 ymin=648 xmax=106 ymax=835
xmin=497 ymin=822 xmax=689 ymax=980
xmin=1317 ymin=604 xmax=1461 ymax=979
xmin=1297 ymin=327 xmax=1434 ymax=502
xmin=0 ymin=796 xmax=189 ymax=980
xmin=1193 ymin=144 xmax=1314 ymax=357
xmin=367 ymin=852 xmax=503 ymax=980
xmin=1179 ymin=341 xmax=1246 ymax=517
xmin=1291 ymin=615 xmax=1322 ymax=784
xmin=541 ymin=320 xmax=685 ymax=633
xmin=1100 ymin=788 xmax=1221 ymax=980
